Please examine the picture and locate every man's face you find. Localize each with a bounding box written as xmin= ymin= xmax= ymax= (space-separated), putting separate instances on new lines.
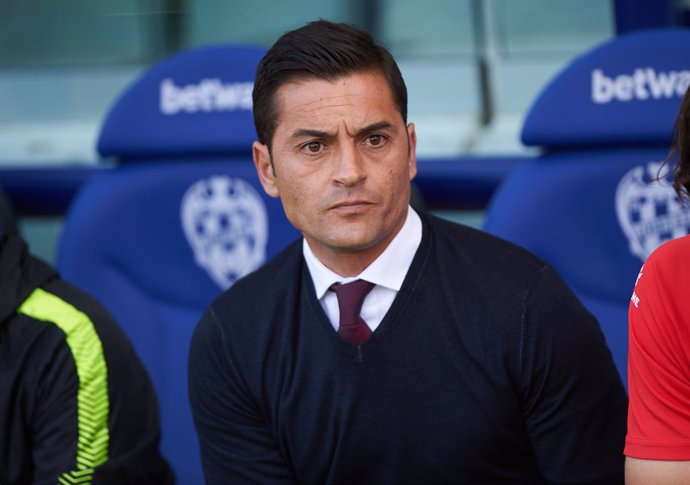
xmin=253 ymin=70 xmax=417 ymax=275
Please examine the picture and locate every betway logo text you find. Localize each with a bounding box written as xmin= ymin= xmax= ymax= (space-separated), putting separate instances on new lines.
xmin=160 ymin=78 xmax=253 ymax=115
xmin=591 ymin=68 xmax=690 ymax=104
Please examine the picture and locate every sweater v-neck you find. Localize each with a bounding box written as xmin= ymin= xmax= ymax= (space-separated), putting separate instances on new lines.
xmin=301 ymin=216 xmax=433 ymax=362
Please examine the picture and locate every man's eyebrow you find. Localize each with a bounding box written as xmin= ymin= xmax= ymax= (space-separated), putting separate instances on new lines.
xmin=353 ymin=121 xmax=394 ymax=137
xmin=290 ymin=122 xmax=395 ymax=141
xmin=290 ymin=128 xmax=334 ymax=140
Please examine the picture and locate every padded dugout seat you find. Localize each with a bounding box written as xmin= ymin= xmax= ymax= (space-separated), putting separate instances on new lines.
xmin=483 ymin=28 xmax=690 ymax=388
xmin=56 ymin=44 xmax=299 ymax=484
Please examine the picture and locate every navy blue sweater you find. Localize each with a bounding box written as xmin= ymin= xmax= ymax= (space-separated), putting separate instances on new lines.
xmin=189 ymin=214 xmax=627 ymax=484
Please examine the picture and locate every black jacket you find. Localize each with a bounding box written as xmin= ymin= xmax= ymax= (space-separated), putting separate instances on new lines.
xmin=0 ymin=234 xmax=174 ymax=485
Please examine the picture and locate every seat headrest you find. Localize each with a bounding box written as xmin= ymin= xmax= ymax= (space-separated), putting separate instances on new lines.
xmin=522 ymin=28 xmax=690 ymax=148
xmin=97 ymin=44 xmax=266 ymax=161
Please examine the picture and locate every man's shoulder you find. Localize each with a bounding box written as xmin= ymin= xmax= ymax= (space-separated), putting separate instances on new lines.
xmin=28 ymin=278 xmax=149 ymax=371
xmin=637 ymin=234 xmax=690 ymax=298
xmin=196 ymin=239 xmax=305 ymax=359
xmin=37 ymin=278 xmax=121 ymax=333
xmin=646 ymin=234 xmax=690 ymax=269
xmin=211 ymin=238 xmax=303 ymax=309
xmin=424 ymin=213 xmax=547 ymax=273
xmin=5 ymin=277 xmax=115 ymax=389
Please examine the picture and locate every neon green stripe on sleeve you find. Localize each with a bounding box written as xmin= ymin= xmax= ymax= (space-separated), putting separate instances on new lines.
xmin=19 ymin=287 xmax=110 ymax=485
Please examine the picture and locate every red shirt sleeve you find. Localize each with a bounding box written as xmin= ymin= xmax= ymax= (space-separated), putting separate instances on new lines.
xmin=625 ymin=235 xmax=690 ymax=460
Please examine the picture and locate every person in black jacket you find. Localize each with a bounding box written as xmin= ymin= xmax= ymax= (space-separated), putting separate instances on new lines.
xmin=189 ymin=19 xmax=627 ymax=484
xmin=0 ymin=232 xmax=174 ymax=485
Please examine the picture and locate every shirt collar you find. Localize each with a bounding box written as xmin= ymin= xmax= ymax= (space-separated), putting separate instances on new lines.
xmin=303 ymin=206 xmax=422 ymax=299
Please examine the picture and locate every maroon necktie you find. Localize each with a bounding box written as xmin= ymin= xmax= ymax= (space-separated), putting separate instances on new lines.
xmin=330 ymin=280 xmax=375 ymax=345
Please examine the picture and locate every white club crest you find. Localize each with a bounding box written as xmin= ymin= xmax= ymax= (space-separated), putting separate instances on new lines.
xmin=615 ymin=161 xmax=690 ymax=262
xmin=181 ymin=176 xmax=268 ymax=289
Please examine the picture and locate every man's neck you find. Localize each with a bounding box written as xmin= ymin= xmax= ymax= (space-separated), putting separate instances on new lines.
xmin=305 ymin=211 xmax=409 ymax=277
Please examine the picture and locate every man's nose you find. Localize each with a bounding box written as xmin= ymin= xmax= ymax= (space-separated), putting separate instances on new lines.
xmin=332 ymin=142 xmax=366 ymax=186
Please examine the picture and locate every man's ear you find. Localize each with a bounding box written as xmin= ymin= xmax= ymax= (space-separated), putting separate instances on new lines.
xmin=406 ymin=122 xmax=418 ymax=181
xmin=253 ymin=141 xmax=280 ymax=198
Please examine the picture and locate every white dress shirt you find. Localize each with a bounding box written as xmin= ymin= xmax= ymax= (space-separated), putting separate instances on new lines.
xmin=303 ymin=206 xmax=422 ymax=332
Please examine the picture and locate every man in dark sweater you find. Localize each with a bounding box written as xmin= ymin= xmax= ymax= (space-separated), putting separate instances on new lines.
xmin=0 ymin=232 xmax=174 ymax=484
xmin=188 ymin=20 xmax=627 ymax=484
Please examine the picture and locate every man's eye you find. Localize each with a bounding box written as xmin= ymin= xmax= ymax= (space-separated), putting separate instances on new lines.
xmin=367 ymin=134 xmax=384 ymax=146
xmin=302 ymin=142 xmax=323 ymax=154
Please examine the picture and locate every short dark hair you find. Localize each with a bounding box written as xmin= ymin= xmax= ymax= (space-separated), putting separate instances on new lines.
xmin=671 ymin=87 xmax=690 ymax=201
xmin=252 ymin=19 xmax=408 ymax=147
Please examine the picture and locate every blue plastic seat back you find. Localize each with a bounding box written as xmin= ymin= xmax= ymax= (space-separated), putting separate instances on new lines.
xmin=56 ymin=44 xmax=300 ymax=485
xmin=484 ymin=28 xmax=690 ymax=387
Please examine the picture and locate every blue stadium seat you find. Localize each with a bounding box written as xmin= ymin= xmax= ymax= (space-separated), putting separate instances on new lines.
xmin=484 ymin=28 xmax=690 ymax=388
xmin=56 ymin=44 xmax=299 ymax=484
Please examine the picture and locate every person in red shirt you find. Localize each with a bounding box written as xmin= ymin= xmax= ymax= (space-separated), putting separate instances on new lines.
xmin=625 ymin=89 xmax=690 ymax=483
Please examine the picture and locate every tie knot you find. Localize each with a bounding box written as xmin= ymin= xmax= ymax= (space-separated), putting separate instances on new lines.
xmin=329 ymin=280 xmax=375 ymax=326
